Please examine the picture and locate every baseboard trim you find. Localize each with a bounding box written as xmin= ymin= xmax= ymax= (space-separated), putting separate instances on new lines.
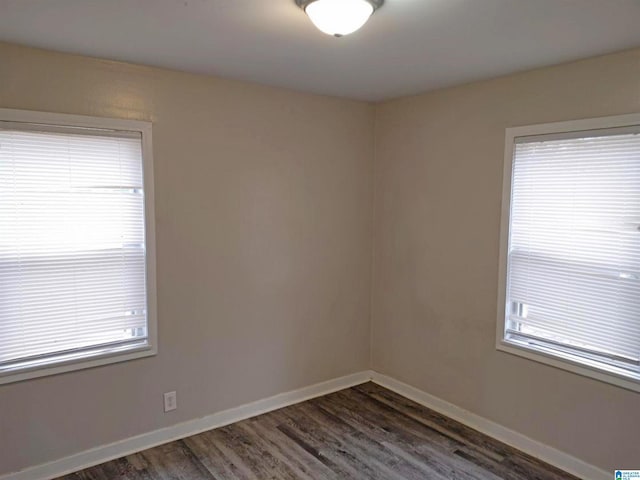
xmin=370 ymin=372 xmax=609 ymax=480
xmin=3 ymin=370 xmax=609 ymax=480
xmin=1 ymin=370 xmax=374 ymax=480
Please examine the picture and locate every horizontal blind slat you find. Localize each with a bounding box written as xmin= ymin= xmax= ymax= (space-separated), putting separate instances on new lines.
xmin=506 ymin=130 xmax=640 ymax=367
xmin=0 ymin=126 xmax=149 ymax=364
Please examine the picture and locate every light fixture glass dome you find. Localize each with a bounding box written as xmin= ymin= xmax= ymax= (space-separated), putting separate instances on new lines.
xmin=302 ymin=0 xmax=378 ymax=37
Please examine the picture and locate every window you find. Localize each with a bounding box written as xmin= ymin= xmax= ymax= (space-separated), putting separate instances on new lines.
xmin=0 ymin=109 xmax=156 ymax=384
xmin=497 ymin=114 xmax=640 ymax=392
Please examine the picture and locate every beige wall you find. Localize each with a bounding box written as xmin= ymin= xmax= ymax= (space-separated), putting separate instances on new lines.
xmin=0 ymin=42 xmax=374 ymax=475
xmin=372 ymin=48 xmax=640 ymax=471
xmin=2 ymin=40 xmax=640 ymax=476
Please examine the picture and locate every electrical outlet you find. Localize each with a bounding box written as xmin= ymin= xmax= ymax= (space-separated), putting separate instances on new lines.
xmin=163 ymin=391 xmax=177 ymax=412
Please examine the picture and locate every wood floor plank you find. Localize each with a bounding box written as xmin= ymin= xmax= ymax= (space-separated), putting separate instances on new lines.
xmin=136 ymin=441 xmax=216 ymax=480
xmin=312 ymin=392 xmax=502 ymax=480
xmin=55 ymin=383 xmax=581 ymax=480
xmin=298 ymin=398 xmax=452 ymax=479
xmin=185 ymin=429 xmax=261 ymax=480
xmin=205 ymin=423 xmax=303 ymax=480
xmin=235 ymin=421 xmax=332 ymax=480
xmin=453 ymin=448 xmax=526 ymax=480
xmin=271 ymin=407 xmax=390 ymax=480
xmin=353 ymin=383 xmax=512 ymax=462
xmin=317 ymin=389 xmax=463 ymax=453
xmin=291 ymin=401 xmax=435 ymax=480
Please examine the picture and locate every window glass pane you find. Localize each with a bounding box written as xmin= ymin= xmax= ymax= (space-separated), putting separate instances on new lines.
xmin=0 ymin=127 xmax=149 ymax=367
xmin=506 ymin=130 xmax=640 ymax=371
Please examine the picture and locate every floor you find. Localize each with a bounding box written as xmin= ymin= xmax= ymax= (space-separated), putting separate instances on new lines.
xmin=58 ymin=382 xmax=578 ymax=480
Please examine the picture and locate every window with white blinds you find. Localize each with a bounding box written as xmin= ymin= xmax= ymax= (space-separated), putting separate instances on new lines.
xmin=499 ymin=116 xmax=640 ymax=390
xmin=0 ymin=109 xmax=156 ymax=384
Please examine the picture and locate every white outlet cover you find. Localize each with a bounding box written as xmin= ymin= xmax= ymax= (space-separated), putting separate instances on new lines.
xmin=163 ymin=391 xmax=177 ymax=412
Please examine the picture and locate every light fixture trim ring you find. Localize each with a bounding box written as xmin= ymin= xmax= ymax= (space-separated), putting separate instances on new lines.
xmin=295 ymin=0 xmax=385 ymax=12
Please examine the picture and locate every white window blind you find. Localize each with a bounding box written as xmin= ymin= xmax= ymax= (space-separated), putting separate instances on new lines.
xmin=504 ymin=127 xmax=640 ymax=380
xmin=0 ymin=122 xmax=150 ymax=376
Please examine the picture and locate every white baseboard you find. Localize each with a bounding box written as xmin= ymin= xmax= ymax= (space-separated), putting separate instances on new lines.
xmin=3 ymin=370 xmax=609 ymax=480
xmin=1 ymin=370 xmax=373 ymax=480
xmin=370 ymin=372 xmax=609 ymax=480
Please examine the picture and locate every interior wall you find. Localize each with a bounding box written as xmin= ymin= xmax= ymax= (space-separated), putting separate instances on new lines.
xmin=372 ymin=48 xmax=640 ymax=471
xmin=0 ymin=42 xmax=374 ymax=476
xmin=2 ymin=39 xmax=639 ymax=477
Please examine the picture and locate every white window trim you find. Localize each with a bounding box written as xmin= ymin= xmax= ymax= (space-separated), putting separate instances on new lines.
xmin=496 ymin=112 xmax=640 ymax=393
xmin=0 ymin=108 xmax=157 ymax=385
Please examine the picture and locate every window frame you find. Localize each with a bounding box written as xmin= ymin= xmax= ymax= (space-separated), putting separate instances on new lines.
xmin=0 ymin=108 xmax=157 ymax=385
xmin=496 ymin=113 xmax=640 ymax=393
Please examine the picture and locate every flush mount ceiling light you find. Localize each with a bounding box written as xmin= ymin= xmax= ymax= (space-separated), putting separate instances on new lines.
xmin=296 ymin=0 xmax=384 ymax=37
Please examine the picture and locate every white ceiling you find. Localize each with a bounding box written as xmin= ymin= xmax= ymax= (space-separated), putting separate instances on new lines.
xmin=1 ymin=0 xmax=639 ymax=101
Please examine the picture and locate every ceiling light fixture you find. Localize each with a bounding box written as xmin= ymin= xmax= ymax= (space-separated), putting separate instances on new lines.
xmin=296 ymin=0 xmax=384 ymax=37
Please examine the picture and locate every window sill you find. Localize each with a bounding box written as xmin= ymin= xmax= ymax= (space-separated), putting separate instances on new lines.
xmin=0 ymin=342 xmax=156 ymax=385
xmin=496 ymin=339 xmax=640 ymax=394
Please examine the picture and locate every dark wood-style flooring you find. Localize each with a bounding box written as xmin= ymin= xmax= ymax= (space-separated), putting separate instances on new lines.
xmin=58 ymin=382 xmax=578 ymax=480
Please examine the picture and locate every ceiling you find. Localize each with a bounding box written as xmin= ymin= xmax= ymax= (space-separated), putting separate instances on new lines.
xmin=1 ymin=0 xmax=639 ymax=101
